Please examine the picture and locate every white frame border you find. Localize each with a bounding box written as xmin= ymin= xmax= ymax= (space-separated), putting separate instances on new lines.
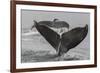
xmin=16 ymin=4 xmax=95 ymax=69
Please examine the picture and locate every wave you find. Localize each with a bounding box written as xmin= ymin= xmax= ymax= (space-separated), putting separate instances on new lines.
xmin=22 ymin=30 xmax=39 ymax=36
xmin=22 ymin=38 xmax=34 ymax=41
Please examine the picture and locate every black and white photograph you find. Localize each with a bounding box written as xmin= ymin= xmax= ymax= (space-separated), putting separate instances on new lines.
xmin=21 ymin=10 xmax=90 ymax=63
xmin=10 ymin=1 xmax=97 ymax=72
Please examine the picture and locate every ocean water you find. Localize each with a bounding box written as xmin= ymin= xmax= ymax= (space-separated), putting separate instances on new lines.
xmin=21 ymin=28 xmax=90 ymax=63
